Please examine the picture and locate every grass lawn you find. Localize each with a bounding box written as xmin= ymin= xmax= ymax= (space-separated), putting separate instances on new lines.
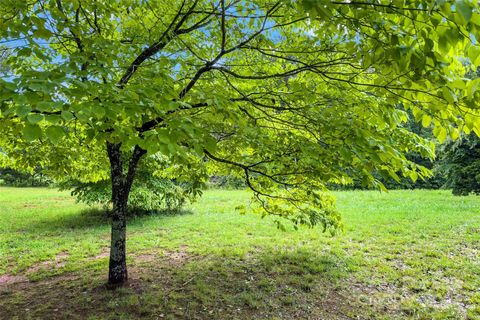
xmin=0 ymin=187 xmax=479 ymax=319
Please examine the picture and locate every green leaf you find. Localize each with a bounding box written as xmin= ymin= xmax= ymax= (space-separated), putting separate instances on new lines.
xmin=442 ymin=87 xmax=456 ymax=104
xmin=451 ymin=128 xmax=460 ymax=140
xmin=45 ymin=126 xmax=65 ymax=144
xmin=204 ymin=136 xmax=217 ymax=153
xmin=45 ymin=114 xmax=62 ymax=124
xmin=421 ymin=115 xmax=432 ymax=127
xmin=437 ymin=127 xmax=448 ymax=143
xmin=468 ymin=45 xmax=480 ymax=62
xmin=16 ymin=105 xmax=31 ymax=117
xmin=23 ymin=124 xmax=42 ymax=141
xmin=36 ymin=101 xmax=52 ymax=112
xmin=456 ymin=0 xmax=472 ymax=23
xmin=409 ymin=171 xmax=418 ymax=182
xmin=61 ymin=111 xmax=74 ymax=121
xmin=471 ymin=12 xmax=480 ymax=26
xmin=27 ymin=113 xmax=44 ymax=124
xmin=92 ymin=107 xmax=106 ymax=119
xmin=33 ymin=27 xmax=52 ymax=39
xmin=388 ymin=171 xmax=401 ymax=183
xmin=473 ymin=121 xmax=480 ymax=138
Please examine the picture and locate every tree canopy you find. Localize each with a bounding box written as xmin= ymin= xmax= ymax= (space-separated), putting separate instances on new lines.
xmin=1 ymin=0 xmax=480 ymax=284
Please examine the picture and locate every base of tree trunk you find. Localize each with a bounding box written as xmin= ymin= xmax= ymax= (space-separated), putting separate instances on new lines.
xmin=107 ymin=264 xmax=128 ymax=288
xmin=107 ymin=222 xmax=128 ymax=288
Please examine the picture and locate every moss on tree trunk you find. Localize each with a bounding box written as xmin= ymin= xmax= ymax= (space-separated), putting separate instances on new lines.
xmin=108 ymin=193 xmax=128 ymax=285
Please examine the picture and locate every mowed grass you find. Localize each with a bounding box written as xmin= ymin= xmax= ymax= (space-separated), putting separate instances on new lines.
xmin=0 ymin=188 xmax=479 ymax=319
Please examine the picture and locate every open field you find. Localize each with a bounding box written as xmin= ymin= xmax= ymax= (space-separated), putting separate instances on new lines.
xmin=0 ymin=187 xmax=479 ymax=319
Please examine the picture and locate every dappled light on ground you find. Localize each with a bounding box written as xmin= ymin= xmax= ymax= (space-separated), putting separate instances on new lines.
xmin=0 ymin=188 xmax=479 ymax=319
xmin=1 ymin=247 xmax=354 ymax=319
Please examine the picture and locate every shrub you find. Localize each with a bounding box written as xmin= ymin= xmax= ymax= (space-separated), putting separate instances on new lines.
xmin=0 ymin=167 xmax=52 ymax=187
xmin=59 ymin=161 xmax=203 ymax=214
xmin=207 ymin=175 xmax=246 ymax=189
xmin=438 ymin=133 xmax=480 ymax=196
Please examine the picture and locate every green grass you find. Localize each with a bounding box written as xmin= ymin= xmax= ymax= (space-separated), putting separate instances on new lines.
xmin=0 ymin=187 xmax=479 ymax=319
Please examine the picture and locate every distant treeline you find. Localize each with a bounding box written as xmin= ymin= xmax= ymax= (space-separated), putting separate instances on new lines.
xmin=0 ymin=167 xmax=51 ymax=187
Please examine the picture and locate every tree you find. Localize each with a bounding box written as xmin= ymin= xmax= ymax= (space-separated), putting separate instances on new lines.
xmin=439 ymin=133 xmax=480 ymax=196
xmin=1 ymin=0 xmax=479 ymax=286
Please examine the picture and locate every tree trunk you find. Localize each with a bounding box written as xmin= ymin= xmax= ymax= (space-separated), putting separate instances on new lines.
xmin=109 ymin=188 xmax=128 ymax=285
xmin=106 ymin=142 xmax=145 ymax=287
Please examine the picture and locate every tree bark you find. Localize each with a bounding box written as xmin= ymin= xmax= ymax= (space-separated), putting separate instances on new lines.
xmin=106 ymin=143 xmax=146 ymax=287
xmin=107 ymin=142 xmax=128 ymax=285
xmin=109 ymin=187 xmax=128 ymax=285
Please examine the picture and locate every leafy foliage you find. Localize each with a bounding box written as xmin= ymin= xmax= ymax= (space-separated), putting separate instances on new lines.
xmin=0 ymin=167 xmax=51 ymax=187
xmin=438 ymin=134 xmax=480 ymax=196
xmin=60 ymin=155 xmax=203 ymax=213
xmin=332 ymin=111 xmax=446 ymax=190
xmin=208 ymin=174 xmax=246 ymax=189
xmin=61 ymin=178 xmax=195 ymax=214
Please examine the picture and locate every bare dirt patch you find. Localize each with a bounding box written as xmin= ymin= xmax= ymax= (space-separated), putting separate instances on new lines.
xmin=22 ymin=203 xmax=40 ymax=208
xmin=26 ymin=251 xmax=70 ymax=274
xmin=0 ymin=274 xmax=28 ymax=286
xmin=135 ymin=253 xmax=156 ymax=262
xmin=162 ymin=245 xmax=191 ymax=266
xmin=93 ymin=248 xmax=110 ymax=260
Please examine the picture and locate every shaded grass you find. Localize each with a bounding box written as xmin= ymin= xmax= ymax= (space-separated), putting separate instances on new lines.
xmin=0 ymin=188 xmax=479 ymax=319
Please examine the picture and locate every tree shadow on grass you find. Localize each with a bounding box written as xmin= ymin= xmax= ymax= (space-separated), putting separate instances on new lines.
xmin=29 ymin=208 xmax=194 ymax=233
xmin=0 ymin=247 xmax=364 ymax=320
xmin=25 ymin=207 xmax=110 ymax=233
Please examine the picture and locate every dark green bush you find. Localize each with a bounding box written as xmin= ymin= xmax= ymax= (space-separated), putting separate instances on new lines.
xmin=438 ymin=133 xmax=480 ymax=196
xmin=207 ymin=174 xmax=246 ymax=189
xmin=59 ymin=162 xmax=203 ymax=215
xmin=0 ymin=168 xmax=52 ymax=187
